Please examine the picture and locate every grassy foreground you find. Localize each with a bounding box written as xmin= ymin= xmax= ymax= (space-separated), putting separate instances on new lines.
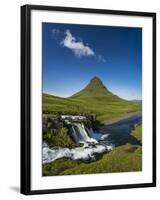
xmin=43 ymin=143 xmax=142 ymax=176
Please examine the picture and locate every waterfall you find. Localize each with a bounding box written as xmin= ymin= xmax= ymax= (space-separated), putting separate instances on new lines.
xmin=75 ymin=123 xmax=91 ymax=142
xmin=73 ymin=123 xmax=97 ymax=144
xmin=43 ymin=115 xmax=114 ymax=164
xmin=71 ymin=126 xmax=82 ymax=143
xmin=63 ymin=115 xmax=97 ymax=144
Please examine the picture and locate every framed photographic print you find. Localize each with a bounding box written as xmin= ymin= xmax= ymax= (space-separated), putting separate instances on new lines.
xmin=21 ymin=4 xmax=156 ymax=195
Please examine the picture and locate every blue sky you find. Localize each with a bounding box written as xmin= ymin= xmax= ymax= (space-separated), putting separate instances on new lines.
xmin=42 ymin=23 xmax=142 ymax=100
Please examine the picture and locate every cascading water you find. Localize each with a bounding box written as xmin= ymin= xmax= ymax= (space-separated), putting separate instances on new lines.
xmin=71 ymin=126 xmax=80 ymax=143
xmin=73 ymin=123 xmax=97 ymax=144
xmin=43 ymin=143 xmax=108 ymax=164
xmin=43 ymin=121 xmax=114 ymax=164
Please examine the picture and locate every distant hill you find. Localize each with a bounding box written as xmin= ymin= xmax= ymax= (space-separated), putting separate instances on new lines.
xmin=43 ymin=77 xmax=141 ymax=121
xmin=130 ymin=100 xmax=142 ymax=104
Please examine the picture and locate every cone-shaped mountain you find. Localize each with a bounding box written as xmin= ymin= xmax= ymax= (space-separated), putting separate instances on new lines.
xmin=71 ymin=76 xmax=119 ymax=99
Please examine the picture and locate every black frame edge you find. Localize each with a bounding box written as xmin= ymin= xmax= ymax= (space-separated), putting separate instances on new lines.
xmin=20 ymin=4 xmax=156 ymax=195
xmin=26 ymin=183 xmax=154 ymax=195
xmin=20 ymin=5 xmax=31 ymax=195
xmin=23 ymin=4 xmax=156 ymax=17
xmin=152 ymin=13 xmax=156 ymax=187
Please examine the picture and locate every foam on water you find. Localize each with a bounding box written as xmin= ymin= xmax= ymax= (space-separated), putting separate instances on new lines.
xmin=43 ymin=143 xmax=113 ymax=164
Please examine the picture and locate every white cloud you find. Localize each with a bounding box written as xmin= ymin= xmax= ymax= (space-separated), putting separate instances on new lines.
xmin=61 ymin=30 xmax=95 ymax=58
xmin=51 ymin=29 xmax=106 ymax=62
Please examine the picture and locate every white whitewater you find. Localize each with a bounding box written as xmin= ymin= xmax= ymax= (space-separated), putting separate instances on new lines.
xmin=43 ymin=143 xmax=113 ymax=164
xmin=74 ymin=123 xmax=97 ymax=144
xmin=86 ymin=127 xmax=109 ymax=141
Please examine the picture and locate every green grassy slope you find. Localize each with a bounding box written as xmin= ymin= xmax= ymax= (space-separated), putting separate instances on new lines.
xmin=43 ymin=77 xmax=141 ymax=121
xmin=131 ymin=125 xmax=142 ymax=144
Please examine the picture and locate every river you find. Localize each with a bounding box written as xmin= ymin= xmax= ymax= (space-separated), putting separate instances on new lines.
xmin=100 ymin=111 xmax=142 ymax=146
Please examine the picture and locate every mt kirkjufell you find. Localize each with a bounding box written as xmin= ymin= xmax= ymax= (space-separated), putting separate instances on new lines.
xmin=71 ymin=76 xmax=120 ymax=100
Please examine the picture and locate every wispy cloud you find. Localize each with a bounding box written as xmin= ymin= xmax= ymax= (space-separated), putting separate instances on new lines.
xmin=61 ymin=30 xmax=95 ymax=58
xmin=51 ymin=28 xmax=106 ymax=61
xmin=98 ymin=55 xmax=106 ymax=63
xmin=51 ymin=28 xmax=61 ymax=37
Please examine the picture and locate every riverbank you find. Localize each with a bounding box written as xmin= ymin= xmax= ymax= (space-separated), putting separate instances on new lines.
xmin=102 ymin=111 xmax=142 ymax=126
xmin=98 ymin=112 xmax=142 ymax=147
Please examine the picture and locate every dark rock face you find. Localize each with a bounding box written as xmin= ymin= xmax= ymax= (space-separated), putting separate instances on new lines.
xmin=89 ymin=76 xmax=104 ymax=86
